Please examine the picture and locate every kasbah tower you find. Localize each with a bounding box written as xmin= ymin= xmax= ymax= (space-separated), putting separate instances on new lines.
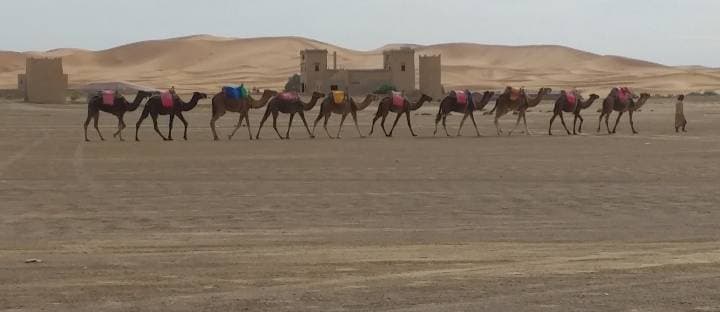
xmin=300 ymin=47 xmax=442 ymax=99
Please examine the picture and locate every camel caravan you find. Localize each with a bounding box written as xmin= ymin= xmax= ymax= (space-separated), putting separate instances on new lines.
xmin=84 ymin=85 xmax=653 ymax=142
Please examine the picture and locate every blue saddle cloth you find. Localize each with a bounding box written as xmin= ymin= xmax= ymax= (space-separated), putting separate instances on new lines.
xmin=223 ymin=85 xmax=248 ymax=100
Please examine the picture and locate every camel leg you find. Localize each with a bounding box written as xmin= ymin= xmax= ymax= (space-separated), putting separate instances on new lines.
xmin=351 ymin=110 xmax=364 ymax=138
xmin=433 ymin=113 xmax=441 ymax=136
xmin=176 ymin=113 xmax=189 ymax=140
xmin=93 ymin=113 xmax=104 ymax=141
xmin=112 ymin=116 xmax=122 ymax=138
xmin=442 ymin=115 xmax=450 ymax=137
xmin=509 ymin=113 xmax=523 ymax=136
xmin=558 ymin=113 xmax=571 ymax=135
xmin=244 ymin=113 xmax=253 ymax=140
xmin=135 ymin=107 xmax=151 ymax=141
xmin=83 ymin=113 xmax=93 ymax=142
xmin=612 ymin=111 xmax=624 ymax=134
xmin=285 ymin=113 xmax=295 ymax=139
xmin=380 ymin=113 xmax=389 ymax=136
xmin=604 ymin=112 xmax=612 ymax=134
xmin=115 ymin=115 xmax=127 ymax=141
xmin=255 ymin=107 xmax=273 ymax=140
xmin=323 ymin=113 xmax=333 ymax=139
xmin=150 ymin=114 xmax=168 ymax=141
xmin=336 ymin=113 xmax=348 ymax=139
xmin=572 ymin=114 xmax=578 ymax=135
xmin=312 ymin=112 xmax=324 ymax=137
xmin=369 ymin=113 xmax=380 ymax=136
xmin=597 ymin=112 xmax=604 ymax=133
xmin=272 ymin=111 xmax=283 ymax=140
xmin=298 ymin=112 xmax=314 ymax=138
xmin=548 ymin=113 xmax=557 ymax=136
xmin=388 ymin=112 xmax=402 ymax=137
xmin=469 ymin=112 xmax=481 ymax=137
xmin=406 ymin=111 xmax=417 ymax=137
xmin=522 ymin=112 xmax=531 ymax=136
xmin=228 ymin=113 xmax=244 ymax=140
xmin=576 ymin=114 xmax=585 ymax=134
xmin=167 ymin=114 xmax=175 ymax=141
xmin=457 ymin=113 xmax=469 ymax=136
xmin=495 ymin=116 xmax=502 ymax=136
xmin=629 ymin=111 xmax=638 ymax=134
xmin=210 ymin=114 xmax=222 ymax=141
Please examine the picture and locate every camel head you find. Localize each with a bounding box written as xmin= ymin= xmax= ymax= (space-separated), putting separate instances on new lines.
xmin=634 ymin=93 xmax=651 ymax=109
xmin=311 ymin=91 xmax=325 ymax=99
xmin=193 ymin=92 xmax=208 ymax=100
xmin=419 ymin=94 xmax=433 ymax=103
xmin=538 ymin=87 xmax=552 ymax=96
xmin=263 ymin=89 xmax=279 ymax=98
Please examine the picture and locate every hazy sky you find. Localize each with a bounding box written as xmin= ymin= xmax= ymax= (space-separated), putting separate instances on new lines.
xmin=1 ymin=0 xmax=718 ymax=66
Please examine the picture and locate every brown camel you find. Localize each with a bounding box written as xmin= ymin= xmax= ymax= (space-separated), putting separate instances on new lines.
xmin=597 ymin=88 xmax=651 ymax=134
xmin=256 ymin=91 xmax=325 ymax=140
xmin=433 ymin=90 xmax=494 ymax=137
xmin=83 ymin=90 xmax=153 ymax=142
xmin=486 ymin=87 xmax=552 ymax=136
xmin=548 ymin=91 xmax=600 ymax=135
xmin=135 ymin=92 xmax=207 ymax=141
xmin=369 ymin=93 xmax=432 ymax=137
xmin=210 ymin=89 xmax=278 ymax=141
xmin=311 ymin=91 xmax=378 ymax=139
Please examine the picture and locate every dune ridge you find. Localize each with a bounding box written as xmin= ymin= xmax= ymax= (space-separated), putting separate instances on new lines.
xmin=1 ymin=35 xmax=718 ymax=94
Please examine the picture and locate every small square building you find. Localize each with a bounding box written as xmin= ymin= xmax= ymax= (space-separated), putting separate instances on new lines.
xmin=18 ymin=57 xmax=69 ymax=104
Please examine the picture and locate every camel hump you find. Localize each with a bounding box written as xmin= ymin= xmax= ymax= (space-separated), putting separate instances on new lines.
xmin=278 ymin=91 xmax=300 ymax=102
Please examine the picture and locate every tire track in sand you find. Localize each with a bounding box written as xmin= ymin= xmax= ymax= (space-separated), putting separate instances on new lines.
xmin=0 ymin=131 xmax=49 ymax=178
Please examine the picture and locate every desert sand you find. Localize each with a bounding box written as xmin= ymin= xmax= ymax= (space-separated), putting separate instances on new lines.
xmin=1 ymin=95 xmax=720 ymax=311
xmin=2 ymin=35 xmax=720 ymax=94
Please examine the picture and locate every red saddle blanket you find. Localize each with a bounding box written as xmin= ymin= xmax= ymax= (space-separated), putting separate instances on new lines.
xmin=617 ymin=87 xmax=631 ymax=103
xmin=160 ymin=91 xmax=174 ymax=109
xmin=509 ymin=88 xmax=522 ymax=101
xmin=278 ymin=92 xmax=300 ymax=102
xmin=565 ymin=90 xmax=577 ymax=110
xmin=452 ymin=90 xmax=468 ymax=105
xmin=101 ymin=90 xmax=116 ymax=106
xmin=391 ymin=92 xmax=405 ymax=109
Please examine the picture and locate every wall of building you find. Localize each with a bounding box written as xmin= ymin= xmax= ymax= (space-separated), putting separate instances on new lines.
xmin=300 ymin=49 xmax=329 ymax=94
xmin=419 ymin=55 xmax=443 ymax=99
xmin=383 ymin=48 xmax=415 ymax=92
xmin=23 ymin=58 xmax=68 ymax=104
xmin=347 ymin=70 xmax=393 ymax=95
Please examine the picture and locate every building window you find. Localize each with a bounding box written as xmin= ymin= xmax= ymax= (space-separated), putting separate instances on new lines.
xmin=401 ymin=64 xmax=406 ymax=72
xmin=314 ymin=63 xmax=320 ymax=72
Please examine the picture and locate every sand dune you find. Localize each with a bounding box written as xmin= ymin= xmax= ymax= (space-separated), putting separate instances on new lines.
xmin=1 ymin=35 xmax=719 ymax=94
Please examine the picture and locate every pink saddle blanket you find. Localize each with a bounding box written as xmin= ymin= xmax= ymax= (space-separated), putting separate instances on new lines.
xmin=617 ymin=87 xmax=631 ymax=103
xmin=160 ymin=92 xmax=174 ymax=109
xmin=278 ymin=92 xmax=300 ymax=102
xmin=453 ymin=90 xmax=468 ymax=105
xmin=391 ymin=92 xmax=405 ymax=109
xmin=101 ymin=90 xmax=116 ymax=106
xmin=565 ymin=91 xmax=577 ymax=110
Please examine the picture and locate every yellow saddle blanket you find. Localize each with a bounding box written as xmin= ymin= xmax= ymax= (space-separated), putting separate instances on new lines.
xmin=332 ymin=91 xmax=346 ymax=105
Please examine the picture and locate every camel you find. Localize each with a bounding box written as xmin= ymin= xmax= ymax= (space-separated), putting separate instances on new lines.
xmin=433 ymin=90 xmax=494 ymax=137
xmin=311 ymin=91 xmax=378 ymax=139
xmin=256 ymin=91 xmax=325 ymax=140
xmin=548 ymin=91 xmax=600 ymax=135
xmin=597 ymin=88 xmax=651 ymax=134
xmin=210 ymin=89 xmax=278 ymax=141
xmin=83 ymin=90 xmax=153 ymax=141
xmin=486 ymin=87 xmax=552 ymax=136
xmin=135 ymin=92 xmax=207 ymax=141
xmin=369 ymin=93 xmax=432 ymax=137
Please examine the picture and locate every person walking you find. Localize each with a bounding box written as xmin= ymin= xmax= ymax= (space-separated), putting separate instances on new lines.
xmin=675 ymin=94 xmax=687 ymax=133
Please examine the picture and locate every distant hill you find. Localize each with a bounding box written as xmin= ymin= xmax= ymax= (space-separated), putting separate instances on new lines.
xmin=1 ymin=35 xmax=719 ymax=94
